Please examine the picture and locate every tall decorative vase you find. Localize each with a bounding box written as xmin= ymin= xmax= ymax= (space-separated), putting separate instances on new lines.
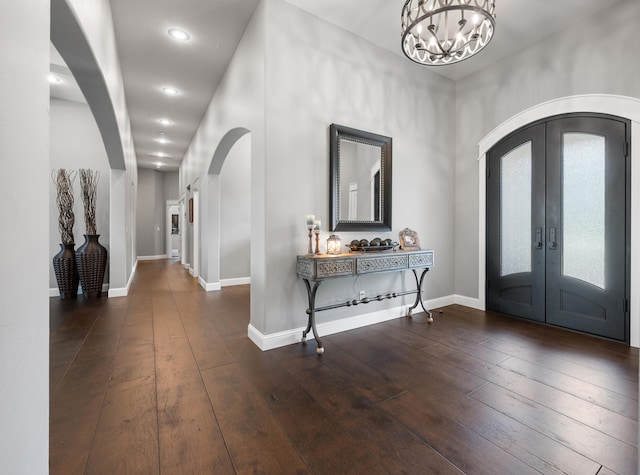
xmin=75 ymin=234 xmax=107 ymax=298
xmin=53 ymin=243 xmax=79 ymax=299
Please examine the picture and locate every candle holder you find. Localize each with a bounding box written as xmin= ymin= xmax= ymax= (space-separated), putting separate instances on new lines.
xmin=307 ymin=225 xmax=315 ymax=254
xmin=314 ymin=229 xmax=321 ymax=255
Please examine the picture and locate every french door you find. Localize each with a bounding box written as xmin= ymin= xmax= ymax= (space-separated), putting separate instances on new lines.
xmin=487 ymin=114 xmax=630 ymax=341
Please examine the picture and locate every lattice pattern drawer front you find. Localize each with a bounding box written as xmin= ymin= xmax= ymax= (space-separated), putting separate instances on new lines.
xmin=357 ymin=255 xmax=408 ymax=274
xmin=296 ymin=257 xmax=315 ymax=279
xmin=316 ymin=258 xmax=355 ymax=278
xmin=408 ymin=251 xmax=434 ymax=268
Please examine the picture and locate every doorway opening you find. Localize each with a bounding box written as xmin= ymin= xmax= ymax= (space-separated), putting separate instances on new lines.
xmin=166 ymin=200 xmax=180 ymax=259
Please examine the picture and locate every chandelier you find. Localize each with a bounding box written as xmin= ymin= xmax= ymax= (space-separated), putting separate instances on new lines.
xmin=401 ymin=0 xmax=496 ymax=66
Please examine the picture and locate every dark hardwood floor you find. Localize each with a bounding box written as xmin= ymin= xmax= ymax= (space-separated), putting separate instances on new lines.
xmin=50 ymin=259 xmax=638 ymax=474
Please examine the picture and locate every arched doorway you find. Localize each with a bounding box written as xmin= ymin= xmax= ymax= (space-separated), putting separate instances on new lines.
xmin=202 ymin=127 xmax=251 ymax=290
xmin=486 ymin=113 xmax=629 ymax=340
xmin=477 ymin=94 xmax=640 ymax=347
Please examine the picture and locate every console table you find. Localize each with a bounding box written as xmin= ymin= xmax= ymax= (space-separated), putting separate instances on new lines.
xmin=296 ymin=249 xmax=435 ymax=354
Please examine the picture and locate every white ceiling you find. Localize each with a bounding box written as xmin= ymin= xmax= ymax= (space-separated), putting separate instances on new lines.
xmin=51 ymin=0 xmax=623 ymax=171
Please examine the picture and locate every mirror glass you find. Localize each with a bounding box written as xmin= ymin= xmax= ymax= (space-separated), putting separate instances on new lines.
xmin=330 ymin=124 xmax=392 ymax=232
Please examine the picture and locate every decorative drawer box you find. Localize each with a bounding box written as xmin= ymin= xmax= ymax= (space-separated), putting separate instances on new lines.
xmin=357 ymin=254 xmax=408 ymax=274
xmin=297 ymin=256 xmax=355 ymax=280
xmin=408 ymin=251 xmax=434 ymax=269
xmin=297 ymin=249 xmax=434 ymax=281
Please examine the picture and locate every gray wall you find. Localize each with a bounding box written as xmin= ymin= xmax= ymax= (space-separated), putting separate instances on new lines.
xmin=220 ymin=133 xmax=251 ymax=280
xmin=136 ymin=169 xmax=179 ymax=257
xmin=57 ymin=0 xmax=139 ymax=296
xmin=261 ymin=0 xmax=456 ymax=334
xmin=179 ymin=1 xmax=266 ymax=320
xmin=0 ymin=1 xmax=49 ymax=471
xmin=2 ymin=0 xmax=138 ymax=470
xmin=49 ymin=98 xmax=111 ymax=290
xmin=180 ymin=0 xmax=640 ymax=341
xmin=454 ymin=0 xmax=640 ymax=298
xmin=180 ymin=0 xmax=455 ymax=336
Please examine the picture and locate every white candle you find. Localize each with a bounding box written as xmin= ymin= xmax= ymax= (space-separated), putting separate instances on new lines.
xmin=314 ymin=220 xmax=321 ymax=230
xmin=306 ymin=215 xmax=315 ymax=226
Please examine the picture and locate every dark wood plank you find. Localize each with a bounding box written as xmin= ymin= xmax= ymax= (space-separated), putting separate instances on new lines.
xmin=481 ymin=334 xmax=639 ymax=390
xmin=423 ymin=341 xmax=638 ymax=446
xmin=85 ymin=378 xmax=159 ymax=475
xmin=407 ymin=376 xmax=602 ymax=474
xmin=152 ymin=308 xmax=235 ymax=475
xmin=273 ymin=347 xmax=463 ymax=474
xmin=308 ymin=335 xmax=404 ymax=403
xmin=49 ymin=357 xmax=113 ymax=475
xmin=375 ymin=315 xmax=514 ymax=366
xmin=179 ymin=309 xmax=236 ymax=371
xmin=262 ymin=378 xmax=389 ymax=474
xmin=380 ymin=391 xmax=541 ymax=475
xmin=157 ymin=371 xmax=235 ymax=474
xmin=499 ymin=355 xmax=637 ymax=420
xmin=329 ymin=325 xmax=488 ymax=395
xmin=470 ymin=383 xmax=637 ymax=475
xmin=201 ymin=364 xmax=310 ymax=474
xmin=151 ymin=293 xmax=186 ymax=342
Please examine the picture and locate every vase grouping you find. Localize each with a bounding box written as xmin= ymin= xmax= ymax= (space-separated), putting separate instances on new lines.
xmin=53 ymin=235 xmax=107 ymax=299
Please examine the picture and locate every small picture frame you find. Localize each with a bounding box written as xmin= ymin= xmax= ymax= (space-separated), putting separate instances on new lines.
xmin=188 ymin=198 xmax=194 ymax=223
xmin=399 ymin=228 xmax=420 ymax=250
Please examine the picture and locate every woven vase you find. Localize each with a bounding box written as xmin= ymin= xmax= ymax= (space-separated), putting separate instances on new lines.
xmin=75 ymin=234 xmax=107 ymax=298
xmin=53 ymin=243 xmax=79 ymax=299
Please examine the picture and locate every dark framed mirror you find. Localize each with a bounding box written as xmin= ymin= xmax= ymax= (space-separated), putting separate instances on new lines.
xmin=330 ymin=124 xmax=392 ymax=232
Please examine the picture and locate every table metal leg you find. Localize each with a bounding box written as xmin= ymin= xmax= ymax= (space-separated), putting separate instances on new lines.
xmin=407 ymin=268 xmax=433 ymax=322
xmin=302 ymin=279 xmax=324 ymax=354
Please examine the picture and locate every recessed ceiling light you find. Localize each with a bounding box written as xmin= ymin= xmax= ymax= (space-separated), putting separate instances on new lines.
xmin=162 ymin=86 xmax=179 ymax=96
xmin=48 ymin=74 xmax=61 ymax=84
xmin=168 ymin=28 xmax=190 ymax=41
xmin=158 ymin=118 xmax=173 ymax=126
xmin=155 ymin=162 xmax=163 ymax=168
xmin=157 ymin=134 xmax=169 ymax=144
xmin=148 ymin=151 xmax=169 ymax=158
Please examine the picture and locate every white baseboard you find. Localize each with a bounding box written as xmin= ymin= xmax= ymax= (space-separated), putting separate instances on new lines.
xmin=248 ymin=305 xmax=410 ymax=351
xmin=199 ymin=277 xmax=221 ymax=291
xmin=189 ymin=266 xmax=195 ymax=276
xmin=247 ymin=294 xmax=485 ymax=351
xmin=453 ymin=294 xmax=484 ymax=310
xmin=137 ymin=254 xmax=168 ymax=261
xmin=108 ymin=260 xmax=138 ymax=298
xmin=221 ymin=277 xmax=250 ymax=287
xmin=425 ymin=295 xmax=456 ymax=309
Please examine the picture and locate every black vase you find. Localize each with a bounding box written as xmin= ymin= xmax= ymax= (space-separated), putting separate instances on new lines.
xmin=53 ymin=243 xmax=79 ymax=299
xmin=75 ymin=234 xmax=107 ymax=298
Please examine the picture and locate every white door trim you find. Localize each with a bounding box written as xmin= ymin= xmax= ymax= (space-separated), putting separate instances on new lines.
xmin=166 ymin=200 xmax=179 ymax=258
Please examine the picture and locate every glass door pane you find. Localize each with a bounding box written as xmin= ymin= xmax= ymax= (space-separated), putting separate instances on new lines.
xmin=562 ymin=133 xmax=605 ymax=289
xmin=500 ymin=142 xmax=532 ymax=276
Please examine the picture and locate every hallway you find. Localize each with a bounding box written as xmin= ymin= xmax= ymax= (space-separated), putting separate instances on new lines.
xmin=50 ymin=259 xmax=638 ymax=474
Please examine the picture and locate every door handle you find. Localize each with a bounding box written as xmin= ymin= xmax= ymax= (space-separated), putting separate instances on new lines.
xmin=548 ymin=227 xmax=557 ymax=250
xmin=534 ymin=228 xmax=543 ymax=249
